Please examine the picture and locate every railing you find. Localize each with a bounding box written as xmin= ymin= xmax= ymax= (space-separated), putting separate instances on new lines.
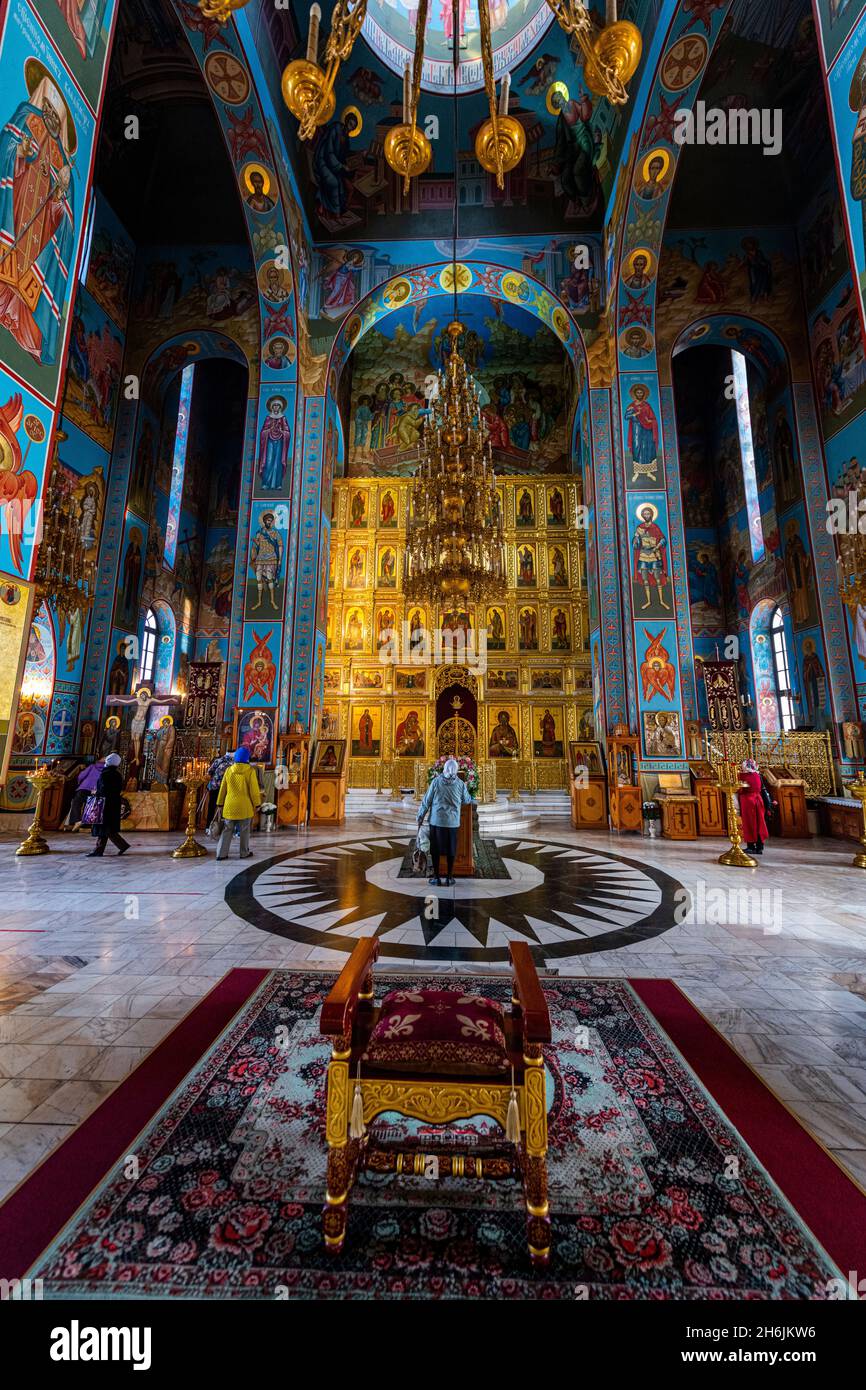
xmin=703 ymin=730 xmax=837 ymax=798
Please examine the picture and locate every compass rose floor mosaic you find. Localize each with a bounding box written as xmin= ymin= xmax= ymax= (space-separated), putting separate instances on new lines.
xmin=2 ymin=821 xmax=866 ymax=1302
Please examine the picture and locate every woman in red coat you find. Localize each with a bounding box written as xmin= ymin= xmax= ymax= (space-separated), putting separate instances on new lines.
xmin=739 ymin=758 xmax=768 ymax=855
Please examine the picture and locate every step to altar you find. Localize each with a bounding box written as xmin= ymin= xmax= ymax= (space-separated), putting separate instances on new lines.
xmin=345 ymin=790 xmax=571 ymax=836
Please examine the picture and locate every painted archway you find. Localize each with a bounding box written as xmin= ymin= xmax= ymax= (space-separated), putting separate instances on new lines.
xmin=287 ymin=262 xmax=597 ymax=729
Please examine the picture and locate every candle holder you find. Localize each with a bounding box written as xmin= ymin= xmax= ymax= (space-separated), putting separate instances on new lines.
xmin=172 ymin=759 xmax=209 ymax=859
xmin=16 ymin=764 xmax=61 ymax=857
xmin=715 ymin=762 xmax=756 ymax=869
xmin=845 ymin=773 xmax=866 ymax=870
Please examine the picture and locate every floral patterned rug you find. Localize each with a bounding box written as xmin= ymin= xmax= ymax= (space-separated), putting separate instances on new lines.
xmin=25 ymin=971 xmax=848 ymax=1299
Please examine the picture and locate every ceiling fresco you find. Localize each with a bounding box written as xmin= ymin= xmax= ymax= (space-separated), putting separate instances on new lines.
xmin=361 ymin=0 xmax=555 ymax=93
xmin=344 ymin=292 xmax=575 ymax=476
xmin=253 ymin=0 xmax=663 ymax=242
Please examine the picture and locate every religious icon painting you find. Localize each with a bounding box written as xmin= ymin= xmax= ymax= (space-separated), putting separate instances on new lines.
xmin=546 ymin=485 xmax=567 ymax=527
xmin=0 ymin=11 xmax=95 ymax=399
xmin=622 ymin=377 xmax=662 ymax=487
xmin=487 ymin=668 xmax=519 ymax=691
xmin=634 ymin=146 xmax=673 ymax=202
xmin=531 ymin=668 xmax=564 ymax=691
xmin=254 ymin=390 xmax=295 ymax=498
xmin=441 ymin=606 xmax=471 ymax=646
xmin=631 ymin=500 xmax=672 ymax=620
xmin=346 ymin=545 xmax=367 ymax=589
xmin=550 ymin=605 xmax=570 ymax=650
xmin=396 ymin=667 xmax=427 ymax=692
xmin=375 ymin=605 xmax=397 ymax=652
xmin=352 ymin=667 xmax=384 ymax=691
xmin=351 ymin=704 xmax=381 ymax=757
xmin=619 ymin=327 xmax=654 ymax=361
xmin=234 ymin=707 xmax=277 ymax=767
xmin=323 ymin=668 xmax=341 ymax=691
xmin=377 ymin=545 xmax=397 ymax=588
xmin=240 ymin=624 xmax=281 ymax=706
xmin=395 ymin=705 xmax=425 ymax=757
xmin=28 ymin=0 xmax=114 ymax=109
xmin=569 ymin=740 xmax=603 ymax=776
xmin=518 ymin=605 xmax=539 ymax=651
xmin=0 ymin=379 xmax=52 ymax=581
xmin=487 ymin=606 xmax=507 ymax=651
xmin=379 ymin=488 xmax=398 ymax=528
xmin=312 ymin=737 xmax=346 ymax=775
xmin=488 ymin=705 xmax=520 ymax=758
xmin=343 ymin=607 xmax=365 ymax=651
xmin=263 ymin=334 xmax=296 ymax=372
xmin=516 ymin=487 xmax=536 ymax=527
xmin=114 ymin=513 xmax=146 ymax=632
xmin=348 ymin=490 xmax=368 ymax=528
xmin=63 ymin=286 xmax=123 ymax=452
xmin=783 ymin=510 xmax=818 ymax=628
xmin=548 ymin=544 xmax=569 ymax=588
xmin=516 ymin=542 xmax=537 ymax=587
xmin=244 ymin=503 xmax=287 ymax=620
xmin=534 ymin=706 xmax=564 ymax=758
xmin=240 ymin=161 xmax=277 ymax=216
xmin=642 ymin=710 xmax=682 ymax=759
xmin=257 ymin=258 xmax=293 ymax=305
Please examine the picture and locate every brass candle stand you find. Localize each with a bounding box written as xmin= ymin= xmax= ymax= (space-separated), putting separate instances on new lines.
xmin=16 ymin=763 xmax=61 ymax=857
xmin=716 ymin=762 xmax=756 ymax=869
xmin=845 ymin=773 xmax=866 ymax=870
xmin=172 ymin=759 xmax=209 ymax=859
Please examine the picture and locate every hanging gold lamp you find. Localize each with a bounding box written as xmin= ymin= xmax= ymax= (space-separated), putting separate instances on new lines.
xmin=474 ymin=72 xmax=526 ymax=187
xmin=282 ymin=0 xmax=366 ymax=140
xmin=545 ymin=0 xmax=641 ymax=105
xmin=197 ymin=0 xmax=251 ymax=22
xmin=383 ymin=0 xmax=433 ymax=190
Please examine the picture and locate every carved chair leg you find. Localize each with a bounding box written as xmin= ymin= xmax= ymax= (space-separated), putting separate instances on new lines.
xmin=323 ymin=1138 xmax=360 ymax=1253
xmin=523 ymin=1152 xmax=551 ymax=1267
xmin=322 ymin=1049 xmax=359 ymax=1253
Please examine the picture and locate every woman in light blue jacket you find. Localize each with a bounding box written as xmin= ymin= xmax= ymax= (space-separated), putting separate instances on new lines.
xmin=417 ymin=757 xmax=474 ymax=886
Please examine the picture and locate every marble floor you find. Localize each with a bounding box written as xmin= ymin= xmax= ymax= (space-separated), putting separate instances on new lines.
xmin=1 ymin=817 xmax=866 ymax=1212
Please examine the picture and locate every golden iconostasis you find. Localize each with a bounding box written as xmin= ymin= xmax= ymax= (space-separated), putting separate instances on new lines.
xmin=324 ymin=476 xmax=592 ymax=789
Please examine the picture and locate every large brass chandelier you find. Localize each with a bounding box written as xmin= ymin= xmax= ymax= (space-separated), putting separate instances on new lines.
xmin=33 ymin=432 xmax=96 ymax=626
xmin=403 ymin=322 xmax=505 ymax=604
xmin=279 ymin=0 xmax=641 ymax=184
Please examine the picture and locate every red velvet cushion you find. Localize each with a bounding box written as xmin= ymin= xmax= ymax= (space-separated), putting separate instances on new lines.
xmin=363 ymin=988 xmax=508 ymax=1075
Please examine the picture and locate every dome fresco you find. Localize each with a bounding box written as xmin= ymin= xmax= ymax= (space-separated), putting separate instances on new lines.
xmin=361 ymin=0 xmax=556 ymax=93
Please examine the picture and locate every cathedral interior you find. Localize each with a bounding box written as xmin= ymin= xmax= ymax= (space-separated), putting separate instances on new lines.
xmin=1 ymin=0 xmax=866 ymax=1327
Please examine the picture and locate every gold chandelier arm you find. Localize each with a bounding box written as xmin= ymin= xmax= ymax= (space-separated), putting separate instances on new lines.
xmin=404 ymin=0 xmax=429 ymax=192
xmin=300 ymin=0 xmax=369 ymax=139
xmin=478 ymin=0 xmax=503 ymax=189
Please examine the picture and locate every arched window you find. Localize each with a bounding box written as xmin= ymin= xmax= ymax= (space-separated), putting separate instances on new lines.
xmin=771 ymin=606 xmax=795 ymax=731
xmin=139 ymin=607 xmax=158 ymax=688
xmin=731 ymin=350 xmax=765 ymax=564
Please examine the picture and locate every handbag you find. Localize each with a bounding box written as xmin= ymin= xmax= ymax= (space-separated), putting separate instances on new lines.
xmin=81 ymin=794 xmax=105 ymax=827
xmin=206 ymin=811 xmax=223 ymax=839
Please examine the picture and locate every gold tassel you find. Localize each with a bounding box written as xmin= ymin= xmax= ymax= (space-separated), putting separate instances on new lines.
xmin=505 ymin=1066 xmax=520 ymax=1144
xmin=349 ymin=1061 xmax=366 ymax=1140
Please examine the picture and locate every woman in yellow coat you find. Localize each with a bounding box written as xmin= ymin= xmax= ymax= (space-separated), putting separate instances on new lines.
xmin=216 ymin=746 xmax=262 ymax=860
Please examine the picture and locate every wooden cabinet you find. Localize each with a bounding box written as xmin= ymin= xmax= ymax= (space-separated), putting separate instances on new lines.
xmin=689 ymin=762 xmax=727 ymax=836
xmin=819 ymin=798 xmax=864 ymax=842
xmin=570 ymin=778 xmax=607 ymax=828
xmin=659 ymin=796 xmax=698 ymax=840
xmin=606 ymin=727 xmax=642 ymax=832
xmin=276 ymin=733 xmax=312 ymax=828
xmin=764 ymin=766 xmax=810 ymax=838
xmin=307 ymin=737 xmax=347 ymax=827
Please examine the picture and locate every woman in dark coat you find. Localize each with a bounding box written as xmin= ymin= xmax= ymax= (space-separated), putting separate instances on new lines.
xmin=87 ymin=752 xmax=130 ymax=857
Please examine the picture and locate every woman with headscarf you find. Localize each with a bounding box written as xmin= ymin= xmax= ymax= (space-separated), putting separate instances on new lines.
xmin=739 ymin=758 xmax=769 ymax=856
xmin=86 ymin=753 xmax=130 ymax=857
xmin=216 ymin=747 xmax=262 ymax=861
xmin=417 ymin=757 xmax=474 ymax=887
xmin=63 ymin=758 xmax=105 ymax=831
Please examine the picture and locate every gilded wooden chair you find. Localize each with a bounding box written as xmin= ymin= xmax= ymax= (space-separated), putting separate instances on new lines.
xmin=320 ymin=937 xmax=553 ymax=1265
